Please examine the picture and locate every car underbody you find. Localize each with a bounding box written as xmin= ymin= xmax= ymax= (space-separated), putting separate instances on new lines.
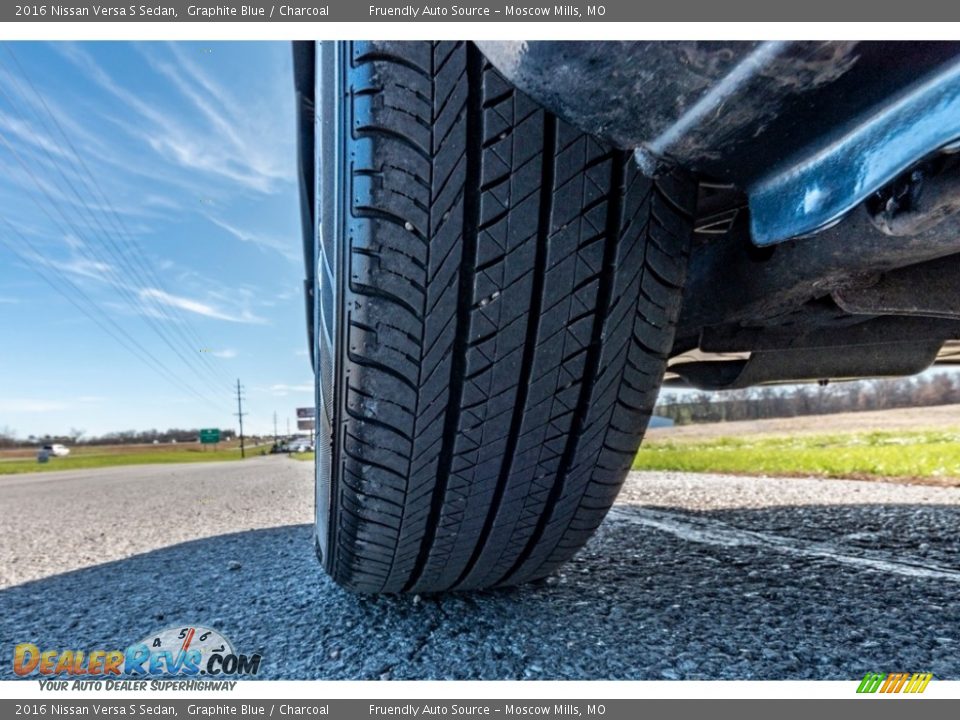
xmin=471 ymin=40 xmax=960 ymax=390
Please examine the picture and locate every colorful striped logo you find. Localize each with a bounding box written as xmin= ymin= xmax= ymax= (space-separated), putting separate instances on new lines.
xmin=857 ymin=672 xmax=933 ymax=694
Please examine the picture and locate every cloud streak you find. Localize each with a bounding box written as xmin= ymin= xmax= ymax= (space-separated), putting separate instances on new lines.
xmin=0 ymin=399 xmax=70 ymax=413
xmin=207 ymin=216 xmax=299 ymax=261
xmin=140 ymin=288 xmax=266 ymax=324
xmin=56 ymin=42 xmax=294 ymax=195
xmin=266 ymin=383 xmax=313 ymax=396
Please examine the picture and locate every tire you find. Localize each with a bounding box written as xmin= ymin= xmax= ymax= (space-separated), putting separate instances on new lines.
xmin=315 ymin=40 xmax=695 ymax=593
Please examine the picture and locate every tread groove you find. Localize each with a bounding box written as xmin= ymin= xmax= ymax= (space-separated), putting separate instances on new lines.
xmin=451 ymin=112 xmax=556 ymax=590
xmin=495 ymin=150 xmax=627 ymax=587
xmin=402 ymin=44 xmax=483 ymax=593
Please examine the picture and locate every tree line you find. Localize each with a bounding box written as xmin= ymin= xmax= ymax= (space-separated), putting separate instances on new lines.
xmin=0 ymin=427 xmax=237 ymax=449
xmin=656 ymin=372 xmax=960 ymax=425
xmin=4 ymin=372 xmax=959 ymax=446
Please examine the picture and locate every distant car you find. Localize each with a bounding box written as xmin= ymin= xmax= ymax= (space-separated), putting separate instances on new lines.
xmin=648 ymin=416 xmax=676 ymax=429
xmin=41 ymin=444 xmax=70 ymax=457
xmin=285 ymin=439 xmax=312 ymax=453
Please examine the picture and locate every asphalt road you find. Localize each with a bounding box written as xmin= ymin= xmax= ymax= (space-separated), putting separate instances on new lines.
xmin=1 ymin=457 xmax=958 ymax=680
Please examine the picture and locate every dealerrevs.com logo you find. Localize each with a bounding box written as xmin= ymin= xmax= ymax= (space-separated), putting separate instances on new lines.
xmin=13 ymin=626 xmax=262 ymax=680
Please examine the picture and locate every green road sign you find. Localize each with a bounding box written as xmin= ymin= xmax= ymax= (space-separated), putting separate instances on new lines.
xmin=199 ymin=428 xmax=220 ymax=444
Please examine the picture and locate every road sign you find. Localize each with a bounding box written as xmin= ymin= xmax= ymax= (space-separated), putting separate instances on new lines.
xmin=297 ymin=419 xmax=315 ymax=431
xmin=296 ymin=407 xmax=315 ymax=419
xmin=199 ymin=428 xmax=220 ymax=444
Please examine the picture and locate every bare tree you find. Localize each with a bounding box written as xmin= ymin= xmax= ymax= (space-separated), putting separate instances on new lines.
xmin=0 ymin=426 xmax=17 ymax=449
xmin=655 ymin=372 xmax=960 ymax=425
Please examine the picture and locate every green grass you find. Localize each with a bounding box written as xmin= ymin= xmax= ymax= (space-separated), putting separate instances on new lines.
xmin=11 ymin=428 xmax=957 ymax=481
xmin=633 ymin=429 xmax=960 ymax=480
xmin=0 ymin=446 xmax=259 ymax=475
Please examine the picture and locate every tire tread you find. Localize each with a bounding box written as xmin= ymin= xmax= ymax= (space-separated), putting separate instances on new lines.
xmin=324 ymin=41 xmax=695 ymax=593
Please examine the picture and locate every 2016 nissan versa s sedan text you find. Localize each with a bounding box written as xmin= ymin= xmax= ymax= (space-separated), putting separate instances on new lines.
xmin=293 ymin=40 xmax=960 ymax=592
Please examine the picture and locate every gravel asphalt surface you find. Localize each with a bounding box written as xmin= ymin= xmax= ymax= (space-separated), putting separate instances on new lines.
xmin=1 ymin=456 xmax=957 ymax=680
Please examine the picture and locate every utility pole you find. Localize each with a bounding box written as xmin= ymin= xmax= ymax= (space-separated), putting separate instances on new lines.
xmin=286 ymin=417 xmax=290 ymax=437
xmin=273 ymin=411 xmax=278 ymax=445
xmin=235 ymin=378 xmax=247 ymax=459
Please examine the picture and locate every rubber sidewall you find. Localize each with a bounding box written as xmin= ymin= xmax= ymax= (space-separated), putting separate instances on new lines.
xmin=314 ymin=41 xmax=343 ymax=570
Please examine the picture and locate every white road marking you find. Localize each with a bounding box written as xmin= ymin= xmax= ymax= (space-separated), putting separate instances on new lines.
xmin=607 ymin=507 xmax=960 ymax=582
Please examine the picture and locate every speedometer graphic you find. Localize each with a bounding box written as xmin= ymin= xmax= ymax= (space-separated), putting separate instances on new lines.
xmin=131 ymin=625 xmax=235 ymax=675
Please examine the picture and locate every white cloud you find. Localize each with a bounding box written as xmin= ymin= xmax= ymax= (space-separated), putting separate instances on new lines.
xmin=139 ymin=288 xmax=266 ymax=324
xmin=143 ymin=194 xmax=182 ymax=212
xmin=0 ymin=46 xmax=208 ymax=233
xmin=0 ymin=399 xmax=70 ymax=413
xmin=0 ymin=110 xmax=71 ymax=159
xmin=267 ymin=383 xmax=313 ymax=397
xmin=62 ymin=233 xmax=84 ymax=250
xmin=161 ymin=43 xmax=294 ymax=190
xmin=57 ymin=43 xmax=294 ymax=195
xmin=54 ymin=257 xmax=114 ymax=281
xmin=207 ymin=216 xmax=299 ymax=261
xmin=210 ymin=349 xmax=237 ymax=359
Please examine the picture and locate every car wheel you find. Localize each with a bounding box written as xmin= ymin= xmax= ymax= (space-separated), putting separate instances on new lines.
xmin=315 ymin=40 xmax=695 ymax=593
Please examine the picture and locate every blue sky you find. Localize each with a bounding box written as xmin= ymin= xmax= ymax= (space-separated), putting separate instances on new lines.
xmin=0 ymin=42 xmax=312 ymax=438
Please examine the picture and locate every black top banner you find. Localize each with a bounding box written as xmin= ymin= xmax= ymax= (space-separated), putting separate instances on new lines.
xmin=6 ymin=0 xmax=960 ymax=22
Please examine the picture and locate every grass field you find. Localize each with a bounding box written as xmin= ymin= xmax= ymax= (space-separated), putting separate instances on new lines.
xmin=0 ymin=441 xmax=274 ymax=475
xmin=6 ymin=406 xmax=960 ymax=483
xmin=634 ymin=428 xmax=960 ymax=484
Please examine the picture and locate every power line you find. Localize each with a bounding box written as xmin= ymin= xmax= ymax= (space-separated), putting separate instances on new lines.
xmin=0 ymin=111 xmax=232 ymax=405
xmin=0 ymin=219 xmax=227 ymax=412
xmin=0 ymin=219 xmax=231 ymax=414
xmin=0 ymin=74 xmax=231 ymax=395
xmin=0 ymin=44 xmax=230 ymax=381
xmin=0 ymin=46 xmax=234 ymax=392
